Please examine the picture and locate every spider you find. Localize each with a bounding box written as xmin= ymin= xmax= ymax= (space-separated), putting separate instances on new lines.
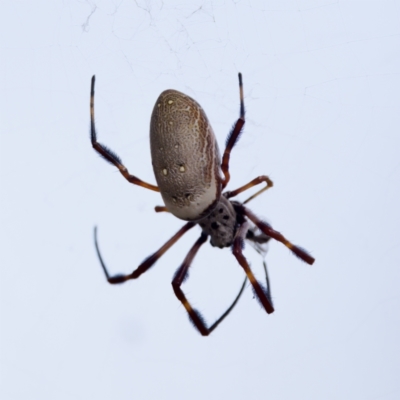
xmin=90 ymin=73 xmax=315 ymax=336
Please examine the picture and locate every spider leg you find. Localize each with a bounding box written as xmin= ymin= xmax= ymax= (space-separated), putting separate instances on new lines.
xmin=172 ymin=233 xmax=248 ymax=336
xmin=224 ymin=175 xmax=273 ymax=203
xmin=232 ymin=221 xmax=274 ymax=314
xmin=262 ymin=259 xmax=272 ymax=301
xmin=221 ymin=73 xmax=245 ymax=189
xmin=246 ymin=227 xmax=272 ymax=296
xmin=90 ymin=76 xmax=159 ymax=192
xmin=94 ymin=222 xmax=196 ymax=284
xmin=241 ymin=205 xmax=315 ymax=265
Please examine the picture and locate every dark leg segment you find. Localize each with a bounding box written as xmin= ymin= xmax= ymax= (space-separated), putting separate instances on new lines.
xmin=232 ymin=221 xmax=274 ymax=314
xmin=94 ymin=222 xmax=195 ymax=284
xmin=221 ymin=73 xmax=245 ymax=189
xmin=245 ymin=227 xmax=272 ymax=297
xmin=172 ymin=233 xmax=248 ymax=336
xmin=262 ymin=259 xmax=272 ymax=303
xmin=225 ymin=175 xmax=273 ymax=203
xmin=242 ymin=206 xmax=315 ymax=265
xmin=90 ymin=76 xmax=159 ymax=192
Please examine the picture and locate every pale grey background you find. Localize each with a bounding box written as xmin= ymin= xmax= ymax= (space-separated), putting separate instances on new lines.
xmin=1 ymin=1 xmax=399 ymax=399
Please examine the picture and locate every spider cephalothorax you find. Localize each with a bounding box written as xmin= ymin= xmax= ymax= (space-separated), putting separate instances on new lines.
xmin=197 ymin=195 xmax=237 ymax=248
xmin=90 ymin=73 xmax=315 ymax=336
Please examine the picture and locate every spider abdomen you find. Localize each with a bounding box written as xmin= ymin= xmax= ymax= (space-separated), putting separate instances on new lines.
xmin=150 ymin=89 xmax=222 ymax=221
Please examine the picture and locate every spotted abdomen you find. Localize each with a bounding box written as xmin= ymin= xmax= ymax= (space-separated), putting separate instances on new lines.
xmin=150 ymin=89 xmax=222 ymax=221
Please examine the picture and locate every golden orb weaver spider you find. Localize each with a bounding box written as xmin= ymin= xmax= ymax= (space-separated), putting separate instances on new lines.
xmin=90 ymin=73 xmax=315 ymax=336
